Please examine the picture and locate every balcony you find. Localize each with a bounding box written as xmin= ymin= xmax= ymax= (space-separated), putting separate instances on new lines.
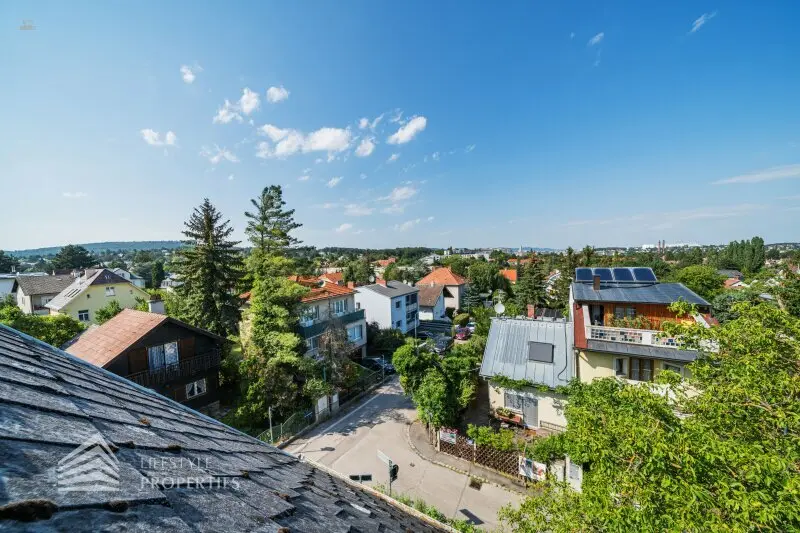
xmin=127 ymin=349 xmax=221 ymax=388
xmin=587 ymin=325 xmax=683 ymax=349
xmin=297 ymin=309 xmax=365 ymax=339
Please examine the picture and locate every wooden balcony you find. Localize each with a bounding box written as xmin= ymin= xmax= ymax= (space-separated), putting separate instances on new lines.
xmin=126 ymin=349 xmax=221 ymax=388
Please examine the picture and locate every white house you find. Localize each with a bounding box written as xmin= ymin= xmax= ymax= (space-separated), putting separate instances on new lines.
xmin=0 ymin=275 xmax=17 ymax=301
xmin=354 ymin=280 xmax=419 ymax=334
xmin=416 ymin=267 xmax=467 ymax=312
xmin=111 ymin=268 xmax=147 ymax=288
xmin=417 ymin=284 xmax=446 ymax=321
xmin=15 ymin=274 xmax=76 ymax=315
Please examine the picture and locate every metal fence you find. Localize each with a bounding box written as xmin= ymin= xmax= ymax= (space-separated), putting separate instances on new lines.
xmin=257 ymin=408 xmax=314 ymax=445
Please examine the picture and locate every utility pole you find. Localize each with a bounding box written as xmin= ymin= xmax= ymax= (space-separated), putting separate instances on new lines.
xmin=268 ymin=406 xmax=274 ymax=443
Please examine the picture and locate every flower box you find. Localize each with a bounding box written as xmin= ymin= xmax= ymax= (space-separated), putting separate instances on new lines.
xmin=495 ymin=410 xmax=523 ymax=425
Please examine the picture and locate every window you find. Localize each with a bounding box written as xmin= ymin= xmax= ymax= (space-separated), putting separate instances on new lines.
xmin=105 ymin=286 xmax=116 ymax=297
xmin=186 ymin=378 xmax=207 ymax=399
xmin=504 ymin=391 xmax=524 ymax=412
xmin=306 ymin=336 xmax=320 ymax=351
xmin=347 ymin=325 xmax=363 ymax=341
xmin=41 ymin=296 xmax=53 ymax=305
xmin=77 ymin=310 xmax=90 ymax=322
xmin=147 ymin=341 xmax=179 ymax=370
xmin=395 ymin=300 xmax=401 ymax=309
xmin=301 ymin=305 xmax=319 ymax=322
xmin=614 ymin=357 xmax=626 ymax=376
xmin=334 ymin=299 xmax=348 ymax=314
xmin=356 ymin=302 xmax=361 ymax=310
xmin=527 ymin=341 xmax=554 ymax=363
xmin=614 ymin=306 xmax=635 ymax=319
xmin=395 ymin=320 xmax=402 ymax=328
xmin=663 ymin=363 xmax=682 ymax=376
xmin=405 ymin=293 xmax=418 ymax=305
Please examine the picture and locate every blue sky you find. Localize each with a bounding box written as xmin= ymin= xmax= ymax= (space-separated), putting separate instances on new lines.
xmin=2 ymin=1 xmax=799 ymax=251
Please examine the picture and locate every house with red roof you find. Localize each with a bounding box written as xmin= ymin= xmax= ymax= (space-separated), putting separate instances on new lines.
xmin=297 ymin=281 xmax=367 ymax=358
xmin=500 ymin=269 xmax=518 ymax=284
xmin=417 ymin=267 xmax=468 ymax=312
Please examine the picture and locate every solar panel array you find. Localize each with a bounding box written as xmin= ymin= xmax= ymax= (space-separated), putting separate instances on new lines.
xmin=574 ymin=267 xmax=658 ymax=284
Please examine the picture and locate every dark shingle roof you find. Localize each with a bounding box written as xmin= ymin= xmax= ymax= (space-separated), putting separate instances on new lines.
xmin=0 ymin=324 xmax=448 ymax=532
xmin=358 ymin=280 xmax=418 ymax=298
xmin=571 ymin=282 xmax=710 ymax=306
xmin=15 ymin=275 xmax=75 ymax=296
xmin=417 ymin=284 xmax=444 ymax=308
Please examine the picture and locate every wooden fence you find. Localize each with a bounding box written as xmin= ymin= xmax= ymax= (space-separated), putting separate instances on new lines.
xmin=437 ymin=431 xmax=520 ymax=478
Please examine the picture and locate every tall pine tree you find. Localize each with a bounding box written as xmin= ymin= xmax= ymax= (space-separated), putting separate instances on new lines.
xmin=552 ymin=246 xmax=577 ymax=311
xmin=515 ymin=261 xmax=548 ymax=310
xmin=173 ymin=199 xmax=243 ymax=337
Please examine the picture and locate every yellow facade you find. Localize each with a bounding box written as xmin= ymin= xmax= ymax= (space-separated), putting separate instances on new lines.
xmin=488 ymin=382 xmax=568 ymax=429
xmin=53 ymin=283 xmax=150 ymax=324
xmin=577 ymin=349 xmax=692 ymax=382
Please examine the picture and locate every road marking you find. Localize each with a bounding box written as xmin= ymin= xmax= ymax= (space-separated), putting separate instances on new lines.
xmin=288 ymin=381 xmax=395 ymax=454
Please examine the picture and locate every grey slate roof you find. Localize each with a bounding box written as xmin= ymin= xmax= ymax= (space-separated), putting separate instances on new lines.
xmin=417 ymin=284 xmax=444 ymax=308
xmin=0 ymin=324 xmax=448 ymax=532
xmin=480 ymin=317 xmax=574 ymax=388
xmin=571 ymin=282 xmax=710 ymax=306
xmin=587 ymin=339 xmax=698 ymax=362
xmin=14 ymin=275 xmax=74 ymax=296
xmin=358 ymin=280 xmax=418 ymax=298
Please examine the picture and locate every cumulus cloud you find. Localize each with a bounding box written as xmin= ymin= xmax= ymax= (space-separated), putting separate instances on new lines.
xmin=387 ymin=153 xmax=400 ymax=163
xmin=238 ymin=87 xmax=260 ymax=115
xmin=327 ymin=176 xmax=343 ymax=188
xmin=298 ymin=175 xmax=310 ymax=181
xmin=358 ymin=118 xmax=369 ymax=129
xmin=587 ymin=32 xmax=604 ymax=47
xmin=691 ymin=12 xmax=717 ymax=33
xmin=63 ymin=192 xmax=87 ymax=199
xmin=382 ymin=204 xmax=405 ymax=214
xmin=213 ymin=99 xmax=242 ymax=124
xmin=266 ymin=85 xmax=290 ymax=103
xmin=387 ymin=116 xmax=427 ymax=144
xmin=228 ymin=174 xmax=234 ymax=181
xmin=394 ymin=218 xmax=421 ymax=232
xmin=201 ymin=145 xmax=239 ymax=165
xmin=381 ymin=186 xmax=417 ymax=202
xmin=180 ymin=64 xmax=202 ymax=84
xmin=335 ymin=223 xmax=353 ymax=233
xmin=355 ymin=137 xmax=376 ymax=157
xmin=140 ymin=129 xmax=177 ymax=147
xmin=344 ymin=204 xmax=375 ymax=216
xmin=255 ymin=124 xmax=352 ymax=158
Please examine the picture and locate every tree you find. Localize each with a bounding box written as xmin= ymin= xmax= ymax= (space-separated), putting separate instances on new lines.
xmin=462 ymin=284 xmax=484 ymax=312
xmin=51 ymin=245 xmax=96 ymax=270
xmin=245 ymin=185 xmax=301 ymax=272
xmin=468 ymin=262 xmax=498 ymax=294
xmin=673 ymin=265 xmax=724 ymax=300
xmin=580 ymin=245 xmax=595 ymax=266
xmin=95 ymin=300 xmax=123 ymax=324
xmin=766 ymin=248 xmax=780 ymax=260
xmin=172 ymin=199 xmax=243 ymax=337
xmin=551 ymin=247 xmax=577 ymax=311
xmin=107 ymin=257 xmax=127 ymax=270
xmin=776 ymin=267 xmax=800 ymax=318
xmin=366 ymin=321 xmax=405 ymax=353
xmin=0 ymin=250 xmax=20 ymax=273
xmin=317 ymin=318 xmax=356 ymax=389
xmin=0 ymin=303 xmax=85 ymax=347
xmin=342 ymin=259 xmax=375 ymax=285
xmin=515 ymin=262 xmax=547 ymax=309
xmin=711 ymin=287 xmax=771 ymax=323
xmin=500 ymin=303 xmax=800 ymax=532
xmin=150 ymin=260 xmax=165 ymax=290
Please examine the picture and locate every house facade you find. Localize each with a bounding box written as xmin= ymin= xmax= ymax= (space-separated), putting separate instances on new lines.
xmin=417 ymin=267 xmax=467 ymax=312
xmin=46 ymin=268 xmax=151 ymax=324
xmin=571 ymin=267 xmax=711 ymax=384
xmin=417 ymin=284 xmax=446 ymax=321
xmin=354 ymin=280 xmax=419 ymax=334
xmin=66 ymin=308 xmax=225 ymax=412
xmin=15 ymin=274 xmax=75 ymax=315
xmin=111 ymin=267 xmax=147 ymax=288
xmin=296 ymin=280 xmax=368 ymax=358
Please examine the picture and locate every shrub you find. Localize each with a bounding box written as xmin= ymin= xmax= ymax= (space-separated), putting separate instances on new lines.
xmin=466 ymin=424 xmax=518 ymax=451
xmin=453 ymin=313 xmax=470 ymax=327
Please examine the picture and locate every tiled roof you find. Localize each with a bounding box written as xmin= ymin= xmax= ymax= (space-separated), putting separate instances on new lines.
xmin=724 ymin=278 xmax=743 ymax=289
xmin=374 ymin=258 xmax=396 ymax=267
xmin=0 ymin=324 xmax=448 ymax=532
xmin=418 ymin=267 xmax=467 ymax=287
xmin=318 ymin=271 xmax=343 ymax=284
xmin=301 ymin=282 xmax=355 ymax=303
xmin=500 ymin=269 xmax=518 ymax=283
xmin=286 ymin=275 xmax=322 ymax=287
xmin=417 ymin=284 xmax=444 ymax=307
xmin=46 ymin=269 xmax=139 ymax=311
xmin=358 ymin=280 xmax=418 ymax=298
xmin=65 ymin=309 xmax=168 ymax=367
xmin=14 ymin=274 xmax=75 ymax=296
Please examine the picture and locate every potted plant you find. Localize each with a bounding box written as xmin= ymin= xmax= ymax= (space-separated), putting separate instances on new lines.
xmin=495 ymin=407 xmax=522 ymax=425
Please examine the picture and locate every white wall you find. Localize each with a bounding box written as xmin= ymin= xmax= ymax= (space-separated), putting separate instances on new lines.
xmin=354 ymin=289 xmax=392 ymax=329
xmin=419 ymin=294 xmax=445 ymax=321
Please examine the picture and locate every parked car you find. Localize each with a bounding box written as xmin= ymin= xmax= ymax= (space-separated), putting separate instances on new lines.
xmin=363 ymin=357 xmax=395 ymax=374
xmin=455 ymin=327 xmax=471 ymax=340
xmin=466 ymin=321 xmax=476 ymax=333
xmin=433 ymin=335 xmax=452 ymax=354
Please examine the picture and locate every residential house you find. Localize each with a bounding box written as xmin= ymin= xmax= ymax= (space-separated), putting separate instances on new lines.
xmin=499 ymin=269 xmax=518 ymax=285
xmin=0 ymin=323 xmax=450 ymax=532
xmin=14 ymin=273 xmax=75 ymax=315
xmin=571 ymin=267 xmax=711 ymax=384
xmin=159 ymin=273 xmax=183 ymax=291
xmin=417 ymin=284 xmax=446 ymax=321
xmin=66 ymin=308 xmax=224 ymax=412
xmin=46 ymin=268 xmax=151 ymax=324
xmin=111 ymin=267 xmax=147 ymax=288
xmin=416 ymin=267 xmax=467 ymax=312
xmin=717 ymin=269 xmax=743 ymax=280
xmin=724 ymin=277 xmax=747 ymax=289
xmin=372 ymin=257 xmax=397 ymax=278
xmin=296 ymin=280 xmax=368 ymax=358
xmin=0 ymin=274 xmax=17 ymax=300
xmin=480 ymin=316 xmax=574 ymax=431
xmin=318 ymin=271 xmax=345 ymax=285
xmin=546 ymin=270 xmax=561 ymax=294
xmin=355 ymin=280 xmax=419 ymax=334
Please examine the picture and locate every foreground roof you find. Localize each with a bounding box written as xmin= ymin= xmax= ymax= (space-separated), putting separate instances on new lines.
xmin=0 ymin=324 xmax=448 ymax=532
xmin=14 ymin=274 xmax=74 ymax=296
xmin=358 ymin=280 xmax=418 ymax=298
xmin=418 ymin=267 xmax=467 ymax=287
xmin=572 ymin=282 xmax=710 ymax=306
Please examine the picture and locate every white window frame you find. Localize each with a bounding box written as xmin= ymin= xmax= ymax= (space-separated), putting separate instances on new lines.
xmin=186 ymin=378 xmax=207 ymax=399
xmin=105 ymin=286 xmax=116 ymax=297
xmin=77 ymin=310 xmax=90 ymax=322
xmin=347 ymin=324 xmax=363 ymax=342
xmin=307 ymin=336 xmax=320 ymax=352
xmin=504 ymin=391 xmax=524 ymax=413
xmin=334 ymin=299 xmax=348 ymax=315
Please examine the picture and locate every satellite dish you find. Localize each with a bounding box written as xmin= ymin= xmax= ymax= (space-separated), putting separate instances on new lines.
xmin=369 ymin=275 xmax=376 ymax=283
xmin=494 ymin=302 xmax=505 ymax=315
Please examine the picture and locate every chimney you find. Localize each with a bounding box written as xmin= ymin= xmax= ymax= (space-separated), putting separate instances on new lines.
xmin=148 ymin=297 xmax=165 ymax=315
xmin=347 ymin=281 xmax=355 ymax=289
xmin=592 ymin=275 xmax=601 ymax=291
xmin=377 ymin=278 xmax=387 ymax=286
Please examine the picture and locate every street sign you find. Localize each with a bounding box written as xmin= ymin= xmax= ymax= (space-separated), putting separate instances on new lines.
xmin=377 ymin=450 xmax=396 ymax=495
xmin=349 ymin=474 xmax=373 ymax=482
xmin=377 ymin=450 xmax=392 ymax=465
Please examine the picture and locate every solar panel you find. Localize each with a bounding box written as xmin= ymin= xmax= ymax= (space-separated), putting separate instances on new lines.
xmin=592 ymin=268 xmax=613 ymax=281
xmin=612 ymin=268 xmax=634 ymax=281
xmin=632 ymin=268 xmax=657 ymax=282
xmin=575 ymin=268 xmax=593 ymax=281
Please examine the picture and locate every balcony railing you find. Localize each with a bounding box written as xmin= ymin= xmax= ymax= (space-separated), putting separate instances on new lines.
xmin=126 ymin=349 xmax=221 ymax=388
xmin=297 ymin=309 xmax=365 ymax=339
xmin=587 ymin=325 xmax=683 ymax=349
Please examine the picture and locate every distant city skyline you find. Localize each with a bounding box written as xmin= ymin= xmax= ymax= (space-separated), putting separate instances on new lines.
xmin=2 ymin=2 xmax=799 ymax=250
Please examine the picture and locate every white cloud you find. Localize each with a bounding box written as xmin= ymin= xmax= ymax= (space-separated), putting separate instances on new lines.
xmin=213 ymin=99 xmax=242 ymax=124
xmin=381 ymin=186 xmax=417 ymax=202
xmin=298 ymin=175 xmax=310 ymax=181
xmin=360 ymin=173 xmax=367 ymax=180
xmin=335 ymin=223 xmax=353 ymax=233
xmin=387 ymin=153 xmax=400 ymax=163
xmin=712 ymin=164 xmax=800 ymax=185
xmin=389 ymin=109 xmax=403 ymax=123
xmin=344 ymin=204 xmax=375 ymax=216
xmin=140 ymin=129 xmax=177 ymax=147
xmin=320 ymin=203 xmax=339 ymax=209
xmin=355 ymin=137 xmax=376 ymax=157
xmin=63 ymin=192 xmax=87 ymax=199
xmin=256 ymin=124 xmax=352 ymax=158
xmin=266 ymin=85 xmax=290 ymax=103
xmin=239 ymin=87 xmax=260 ymax=115
xmin=306 ymin=128 xmax=351 ymax=152
xmin=691 ymin=12 xmax=717 ymax=33
xmin=565 ymin=204 xmax=765 ymax=229
xmin=432 ymin=151 xmax=440 ymax=161
xmin=387 ymin=116 xmax=427 ymax=145
xmin=358 ymin=118 xmax=369 ymax=129
xmin=228 ymin=174 xmax=234 ymax=181
xmin=180 ymin=64 xmax=202 ymax=84
xmin=587 ymin=32 xmax=604 ymax=47
xmin=327 ymin=176 xmax=343 ymax=188
xmin=382 ymin=204 xmax=405 ymax=214
xmin=394 ymin=218 xmax=421 ymax=232
xmin=427 ymin=216 xmax=435 ymax=222
xmin=201 ymin=145 xmax=239 ymax=165
xmin=465 ymin=144 xmax=476 ymax=153
xmin=260 ymin=124 xmax=289 ymax=141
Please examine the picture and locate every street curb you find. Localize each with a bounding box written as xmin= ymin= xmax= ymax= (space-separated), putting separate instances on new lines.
xmin=404 ymin=422 xmax=528 ymax=496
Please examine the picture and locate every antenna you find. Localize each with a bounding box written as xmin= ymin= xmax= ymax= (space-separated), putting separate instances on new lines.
xmin=368 ymin=275 xmax=376 ymax=283
xmin=494 ymin=302 xmax=505 ymax=315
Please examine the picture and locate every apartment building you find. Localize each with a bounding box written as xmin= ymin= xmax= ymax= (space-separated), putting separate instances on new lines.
xmin=354 ymin=280 xmax=419 ymax=334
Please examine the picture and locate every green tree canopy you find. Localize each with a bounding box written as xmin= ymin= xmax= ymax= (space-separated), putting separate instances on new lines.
xmin=95 ymin=300 xmax=124 ymax=324
xmin=51 ymin=245 xmax=97 ymax=270
xmin=0 ymin=250 xmax=20 ymax=273
xmin=0 ymin=303 xmax=85 ymax=347
xmin=673 ymin=264 xmax=725 ymax=300
xmin=150 ymin=260 xmax=165 ymax=289
xmin=467 ymin=262 xmax=499 ymax=294
xmin=515 ymin=262 xmax=547 ymax=309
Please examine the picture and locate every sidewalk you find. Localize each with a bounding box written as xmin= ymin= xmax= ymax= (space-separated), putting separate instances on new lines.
xmin=406 ymin=420 xmax=530 ymax=495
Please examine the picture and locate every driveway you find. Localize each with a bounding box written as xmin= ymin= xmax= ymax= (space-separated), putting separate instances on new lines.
xmin=285 ymin=377 xmax=522 ymax=530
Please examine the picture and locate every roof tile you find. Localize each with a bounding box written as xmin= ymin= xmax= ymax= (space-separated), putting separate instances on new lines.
xmin=418 ymin=267 xmax=467 ymax=286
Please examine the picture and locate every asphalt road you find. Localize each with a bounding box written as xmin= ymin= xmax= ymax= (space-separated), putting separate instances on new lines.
xmin=285 ymin=377 xmax=522 ymax=531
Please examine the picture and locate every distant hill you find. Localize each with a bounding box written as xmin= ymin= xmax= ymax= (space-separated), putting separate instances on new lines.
xmin=9 ymin=241 xmax=184 ymax=257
